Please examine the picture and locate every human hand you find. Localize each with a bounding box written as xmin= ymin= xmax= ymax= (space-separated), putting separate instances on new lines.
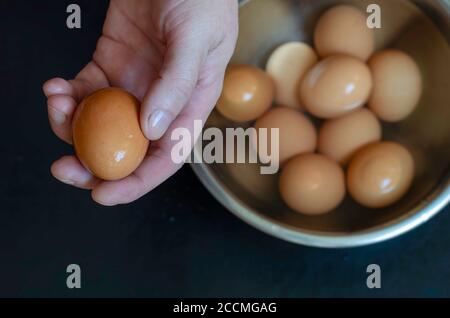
xmin=43 ymin=0 xmax=238 ymax=205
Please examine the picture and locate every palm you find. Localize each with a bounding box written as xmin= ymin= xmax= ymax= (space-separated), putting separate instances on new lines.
xmin=44 ymin=0 xmax=238 ymax=205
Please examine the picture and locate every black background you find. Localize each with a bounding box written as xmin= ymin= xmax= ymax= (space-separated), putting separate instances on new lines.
xmin=0 ymin=0 xmax=449 ymax=298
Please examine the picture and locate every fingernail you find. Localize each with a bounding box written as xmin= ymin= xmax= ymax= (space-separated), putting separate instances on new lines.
xmin=147 ymin=109 xmax=173 ymax=140
xmin=59 ymin=178 xmax=75 ymax=185
xmin=49 ymin=107 xmax=66 ymax=125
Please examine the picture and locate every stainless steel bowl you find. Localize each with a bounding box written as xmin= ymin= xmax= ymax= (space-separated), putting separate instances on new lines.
xmin=191 ymin=0 xmax=450 ymax=248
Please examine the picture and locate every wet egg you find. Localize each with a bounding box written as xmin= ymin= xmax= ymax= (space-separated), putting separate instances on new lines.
xmin=72 ymin=88 xmax=149 ymax=181
xmin=300 ymin=55 xmax=373 ymax=119
xmin=347 ymin=141 xmax=415 ymax=208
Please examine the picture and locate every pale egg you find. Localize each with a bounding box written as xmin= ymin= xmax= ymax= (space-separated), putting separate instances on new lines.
xmin=265 ymin=42 xmax=318 ymax=109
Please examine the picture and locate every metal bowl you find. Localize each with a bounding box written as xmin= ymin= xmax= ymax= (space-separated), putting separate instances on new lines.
xmin=191 ymin=0 xmax=450 ymax=248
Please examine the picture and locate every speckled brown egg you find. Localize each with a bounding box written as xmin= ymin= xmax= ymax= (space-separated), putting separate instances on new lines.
xmin=72 ymin=88 xmax=149 ymax=181
xmin=347 ymin=142 xmax=415 ymax=208
xmin=300 ymin=55 xmax=373 ymax=119
xmin=216 ymin=65 xmax=275 ymax=122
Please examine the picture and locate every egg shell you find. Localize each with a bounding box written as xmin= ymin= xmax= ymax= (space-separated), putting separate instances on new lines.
xmin=318 ymin=108 xmax=382 ymax=165
xmin=254 ymin=107 xmax=317 ymax=166
xmin=265 ymin=42 xmax=318 ymax=109
xmin=300 ymin=55 xmax=373 ymax=119
xmin=347 ymin=141 xmax=415 ymax=208
xmin=368 ymin=49 xmax=423 ymax=122
xmin=216 ymin=65 xmax=274 ymax=122
xmin=314 ymin=5 xmax=375 ymax=61
xmin=72 ymin=88 xmax=149 ymax=181
xmin=279 ymin=154 xmax=346 ymax=216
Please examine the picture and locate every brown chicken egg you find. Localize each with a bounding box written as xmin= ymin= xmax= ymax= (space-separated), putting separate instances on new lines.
xmin=254 ymin=107 xmax=317 ymax=166
xmin=265 ymin=42 xmax=318 ymax=109
xmin=347 ymin=142 xmax=415 ymax=208
xmin=300 ymin=55 xmax=373 ymax=119
xmin=72 ymin=88 xmax=149 ymax=181
xmin=216 ymin=65 xmax=274 ymax=122
xmin=318 ymin=108 xmax=382 ymax=165
xmin=314 ymin=5 xmax=375 ymax=61
xmin=368 ymin=50 xmax=423 ymax=122
xmin=279 ymin=154 xmax=346 ymax=216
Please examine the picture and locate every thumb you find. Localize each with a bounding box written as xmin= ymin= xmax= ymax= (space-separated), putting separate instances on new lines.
xmin=141 ymin=37 xmax=207 ymax=140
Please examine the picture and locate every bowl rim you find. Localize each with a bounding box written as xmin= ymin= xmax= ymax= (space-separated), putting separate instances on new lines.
xmin=189 ymin=0 xmax=450 ymax=248
xmin=191 ymin=153 xmax=450 ymax=248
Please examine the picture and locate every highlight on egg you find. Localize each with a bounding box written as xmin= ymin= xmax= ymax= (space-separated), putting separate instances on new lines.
xmin=72 ymin=87 xmax=149 ymax=181
xmin=347 ymin=142 xmax=415 ymax=208
xmin=299 ymin=54 xmax=373 ymax=119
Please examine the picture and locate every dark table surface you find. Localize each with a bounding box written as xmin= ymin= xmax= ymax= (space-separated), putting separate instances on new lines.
xmin=0 ymin=0 xmax=449 ymax=298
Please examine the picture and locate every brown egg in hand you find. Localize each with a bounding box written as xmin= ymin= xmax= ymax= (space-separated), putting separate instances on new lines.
xmin=72 ymin=88 xmax=149 ymax=181
xmin=216 ymin=65 xmax=275 ymax=122
xmin=347 ymin=142 xmax=415 ymax=208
